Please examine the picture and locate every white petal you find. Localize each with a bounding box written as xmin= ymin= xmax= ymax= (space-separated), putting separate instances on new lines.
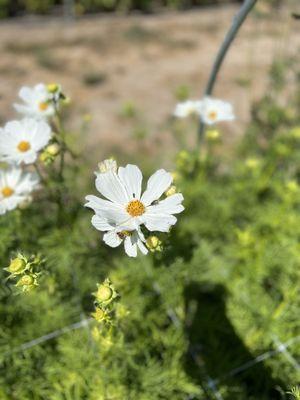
xmin=118 ymin=164 xmax=143 ymax=200
xmin=96 ymin=171 xmax=129 ymax=205
xmin=124 ymin=236 xmax=137 ymax=257
xmin=142 ymin=212 xmax=177 ymax=232
xmin=137 ymin=239 xmax=148 ymax=255
xmin=103 ymin=231 xmax=122 ymax=248
xmin=146 ymin=193 xmax=184 ymax=215
xmin=85 ymin=195 xmax=123 ymax=213
xmin=91 ymin=215 xmax=114 ymax=232
xmin=141 ymin=169 xmax=172 ymax=206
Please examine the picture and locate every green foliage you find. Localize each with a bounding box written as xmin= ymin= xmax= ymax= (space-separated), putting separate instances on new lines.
xmin=1 ymin=57 xmax=300 ymax=399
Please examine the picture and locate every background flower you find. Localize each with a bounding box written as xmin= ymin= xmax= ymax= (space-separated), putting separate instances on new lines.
xmin=173 ymin=100 xmax=202 ymax=118
xmin=14 ymin=83 xmax=55 ymax=119
xmin=200 ymin=96 xmax=235 ymax=125
xmin=0 ymin=118 xmax=52 ymax=165
xmin=0 ymin=167 xmax=39 ymax=214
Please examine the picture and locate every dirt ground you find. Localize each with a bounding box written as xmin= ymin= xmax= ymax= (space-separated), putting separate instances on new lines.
xmin=0 ymin=5 xmax=299 ymax=163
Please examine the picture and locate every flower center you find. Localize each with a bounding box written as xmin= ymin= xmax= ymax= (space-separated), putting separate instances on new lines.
xmin=17 ymin=141 xmax=31 ymax=153
xmin=1 ymin=186 xmax=14 ymax=198
xmin=208 ymin=110 xmax=218 ymax=121
xmin=39 ymin=102 xmax=49 ymax=111
xmin=126 ymin=200 xmax=145 ymax=217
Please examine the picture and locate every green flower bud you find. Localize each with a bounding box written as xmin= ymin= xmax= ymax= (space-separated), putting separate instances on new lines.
xmin=146 ymin=236 xmax=162 ymax=252
xmin=165 ymin=185 xmax=177 ymax=197
xmin=16 ymin=274 xmax=34 ymax=287
xmin=46 ymin=143 xmax=60 ymax=156
xmin=47 ymin=83 xmax=59 ymax=93
xmin=7 ymin=257 xmax=26 ymax=275
xmin=93 ymin=278 xmax=118 ymax=305
xmin=92 ymin=307 xmax=107 ymax=322
xmin=245 ymin=158 xmax=260 ymax=169
xmin=206 ymin=129 xmax=220 ymax=141
xmin=96 ymin=285 xmax=113 ymax=302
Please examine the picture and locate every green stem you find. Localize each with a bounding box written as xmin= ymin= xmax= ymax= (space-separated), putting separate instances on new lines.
xmin=198 ymin=0 xmax=257 ymax=146
xmin=34 ymin=162 xmax=47 ymax=187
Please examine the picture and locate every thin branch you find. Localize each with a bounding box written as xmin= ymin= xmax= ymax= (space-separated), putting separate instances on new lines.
xmin=198 ymin=0 xmax=257 ymax=145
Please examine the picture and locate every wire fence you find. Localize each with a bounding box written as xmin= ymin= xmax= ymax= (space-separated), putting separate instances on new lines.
xmin=2 ymin=314 xmax=300 ymax=400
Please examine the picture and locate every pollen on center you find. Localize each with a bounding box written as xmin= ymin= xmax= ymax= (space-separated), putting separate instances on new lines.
xmin=17 ymin=141 xmax=31 ymax=153
xmin=126 ymin=199 xmax=145 ymax=217
xmin=1 ymin=186 xmax=14 ymax=198
xmin=208 ymin=110 xmax=218 ymax=121
xmin=39 ymin=102 xmax=49 ymax=111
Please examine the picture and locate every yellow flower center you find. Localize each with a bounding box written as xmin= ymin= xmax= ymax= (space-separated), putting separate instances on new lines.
xmin=39 ymin=102 xmax=49 ymax=111
xmin=208 ymin=110 xmax=218 ymax=121
xmin=1 ymin=186 xmax=14 ymax=198
xmin=17 ymin=141 xmax=31 ymax=152
xmin=126 ymin=200 xmax=145 ymax=217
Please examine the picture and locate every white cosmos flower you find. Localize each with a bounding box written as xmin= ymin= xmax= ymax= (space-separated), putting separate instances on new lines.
xmin=199 ymin=96 xmax=235 ymax=125
xmin=91 ymin=214 xmax=148 ymax=257
xmin=85 ymin=164 xmax=184 ymax=256
xmin=0 ymin=118 xmax=52 ymax=165
xmin=14 ymin=83 xmax=55 ymax=119
xmin=0 ymin=167 xmax=39 ymax=215
xmin=173 ymin=100 xmax=202 ymax=118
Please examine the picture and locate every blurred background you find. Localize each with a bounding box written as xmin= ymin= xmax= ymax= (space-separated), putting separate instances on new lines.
xmin=0 ymin=0 xmax=299 ymax=163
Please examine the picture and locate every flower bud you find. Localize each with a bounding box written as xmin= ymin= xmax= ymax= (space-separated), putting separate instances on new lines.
xmin=245 ymin=158 xmax=260 ymax=169
xmin=171 ymin=171 xmax=180 ymax=182
xmin=17 ymin=274 xmax=34 ymax=286
xmin=206 ymin=129 xmax=220 ymax=141
xmin=39 ymin=151 xmax=51 ymax=164
xmin=96 ymin=285 xmax=113 ymax=302
xmin=98 ymin=158 xmax=117 ymax=174
xmin=286 ymin=180 xmax=299 ymax=193
xmin=165 ymin=185 xmax=177 ymax=197
xmin=46 ymin=143 xmax=60 ymax=156
xmin=18 ymin=196 xmax=33 ymax=210
xmin=92 ymin=307 xmax=107 ymax=322
xmin=47 ymin=83 xmax=60 ymax=93
xmin=289 ymin=127 xmax=300 ymax=139
xmin=93 ymin=278 xmax=118 ymax=305
xmin=7 ymin=257 xmax=26 ymax=275
xmin=146 ymin=236 xmax=162 ymax=252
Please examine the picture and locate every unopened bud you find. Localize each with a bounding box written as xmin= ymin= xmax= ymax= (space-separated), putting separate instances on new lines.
xmin=47 ymin=83 xmax=59 ymax=93
xmin=146 ymin=236 xmax=162 ymax=252
xmin=18 ymin=196 xmax=33 ymax=210
xmin=245 ymin=158 xmax=260 ymax=169
xmin=98 ymin=158 xmax=117 ymax=174
xmin=165 ymin=185 xmax=177 ymax=197
xmin=286 ymin=180 xmax=299 ymax=192
xmin=92 ymin=307 xmax=107 ymax=322
xmin=206 ymin=129 xmax=220 ymax=141
xmin=7 ymin=257 xmax=26 ymax=275
xmin=46 ymin=143 xmax=60 ymax=156
xmin=96 ymin=285 xmax=113 ymax=302
xmin=16 ymin=274 xmax=34 ymax=287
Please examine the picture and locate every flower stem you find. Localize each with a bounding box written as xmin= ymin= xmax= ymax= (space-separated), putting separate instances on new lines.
xmin=198 ymin=0 xmax=257 ymax=146
xmin=34 ymin=162 xmax=47 ymax=187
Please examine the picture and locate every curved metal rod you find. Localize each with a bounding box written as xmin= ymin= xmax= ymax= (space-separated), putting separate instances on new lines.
xmin=198 ymin=0 xmax=257 ymax=144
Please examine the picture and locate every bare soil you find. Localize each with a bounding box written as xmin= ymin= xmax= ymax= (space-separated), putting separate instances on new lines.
xmin=0 ymin=5 xmax=298 ymax=164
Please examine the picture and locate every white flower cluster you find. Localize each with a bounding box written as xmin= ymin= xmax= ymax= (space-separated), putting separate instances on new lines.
xmin=174 ymin=96 xmax=235 ymax=125
xmin=0 ymin=83 xmax=60 ymax=215
xmin=85 ymin=160 xmax=184 ymax=257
